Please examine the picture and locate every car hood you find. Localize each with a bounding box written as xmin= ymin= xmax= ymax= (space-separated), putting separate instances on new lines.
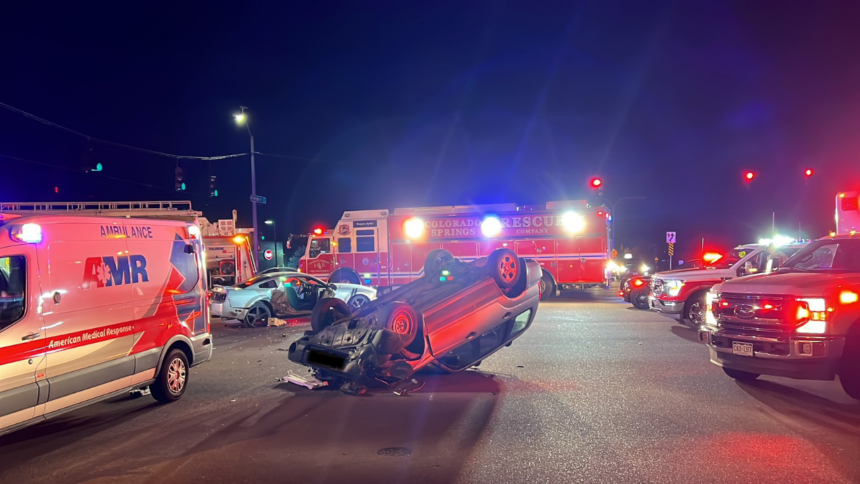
xmin=717 ymin=271 xmax=860 ymax=297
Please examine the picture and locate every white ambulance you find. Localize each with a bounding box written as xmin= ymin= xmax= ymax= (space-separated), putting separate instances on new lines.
xmin=0 ymin=201 xmax=213 ymax=435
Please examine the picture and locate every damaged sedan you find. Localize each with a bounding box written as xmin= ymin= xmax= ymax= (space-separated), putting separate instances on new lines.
xmin=287 ymin=248 xmax=541 ymax=393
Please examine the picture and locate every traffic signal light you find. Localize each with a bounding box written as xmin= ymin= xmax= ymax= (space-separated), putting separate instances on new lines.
xmin=590 ymin=178 xmax=603 ymax=189
xmin=209 ymin=175 xmax=218 ymax=197
xmin=805 ymin=168 xmax=814 ymax=178
xmin=175 ymin=167 xmax=186 ymax=191
xmin=81 ymin=146 xmax=103 ymax=172
xmin=744 ymin=171 xmax=755 ymax=182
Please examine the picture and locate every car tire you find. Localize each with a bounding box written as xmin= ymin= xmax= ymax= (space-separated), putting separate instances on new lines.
xmin=348 ymin=294 xmax=371 ymax=310
xmin=311 ymin=297 xmax=351 ymax=333
xmin=424 ymin=249 xmax=454 ymax=276
xmin=839 ymin=328 xmax=860 ymax=400
xmin=722 ymin=367 xmax=760 ymax=382
xmin=244 ymin=302 xmax=271 ymax=328
xmin=684 ymin=292 xmax=707 ymax=329
xmin=329 ymin=268 xmax=361 ymax=285
xmin=487 ymin=248 xmax=520 ymax=289
xmin=379 ymin=302 xmax=418 ymax=347
xmin=631 ymin=289 xmax=650 ymax=310
xmin=539 ymin=273 xmax=556 ymax=300
xmin=150 ymin=349 xmax=189 ymax=403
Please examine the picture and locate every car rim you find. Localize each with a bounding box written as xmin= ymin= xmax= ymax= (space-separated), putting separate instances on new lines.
xmin=248 ymin=306 xmax=269 ymax=327
xmin=539 ymin=279 xmax=546 ymax=298
xmin=390 ymin=309 xmax=414 ymax=335
xmin=689 ymin=302 xmax=705 ymax=325
xmin=498 ymin=255 xmax=518 ymax=283
xmin=351 ymin=296 xmax=368 ymax=309
xmin=167 ymin=358 xmax=186 ymax=394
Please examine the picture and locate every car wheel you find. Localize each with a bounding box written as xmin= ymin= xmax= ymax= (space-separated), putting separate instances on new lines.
xmin=722 ymin=367 xmax=760 ymax=382
xmin=311 ymin=298 xmax=351 ymax=333
xmin=424 ymin=249 xmax=454 ymax=276
xmin=244 ymin=302 xmax=271 ymax=328
xmin=631 ymin=290 xmax=650 ymax=310
xmin=539 ymin=273 xmax=555 ymax=300
xmin=150 ymin=349 xmax=189 ymax=403
xmin=839 ymin=328 xmax=860 ymax=400
xmin=329 ymin=268 xmax=361 ymax=285
xmin=684 ymin=293 xmax=707 ymax=328
xmin=348 ymin=294 xmax=371 ymax=310
xmin=380 ymin=302 xmax=418 ymax=347
xmin=487 ymin=248 xmax=520 ymax=289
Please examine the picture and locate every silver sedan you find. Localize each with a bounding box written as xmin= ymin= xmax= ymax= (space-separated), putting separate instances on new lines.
xmin=209 ymin=272 xmax=377 ymax=327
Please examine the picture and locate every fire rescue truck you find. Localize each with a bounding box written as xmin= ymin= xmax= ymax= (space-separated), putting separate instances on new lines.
xmin=699 ymin=191 xmax=860 ymax=399
xmin=297 ymin=201 xmax=612 ymax=298
xmin=198 ymin=211 xmax=256 ymax=289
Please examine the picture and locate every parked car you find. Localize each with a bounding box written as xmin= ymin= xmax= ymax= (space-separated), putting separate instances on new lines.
xmin=288 ymin=248 xmax=541 ymax=394
xmin=620 ymin=274 xmax=651 ymax=310
xmin=209 ymin=272 xmax=376 ymax=327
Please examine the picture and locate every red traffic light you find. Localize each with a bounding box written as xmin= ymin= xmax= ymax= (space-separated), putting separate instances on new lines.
xmin=805 ymin=168 xmax=814 ymax=177
xmin=744 ymin=171 xmax=755 ymax=181
xmin=590 ymin=178 xmax=603 ymax=188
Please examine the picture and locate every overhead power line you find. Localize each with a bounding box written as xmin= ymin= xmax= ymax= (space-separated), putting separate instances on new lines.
xmin=0 ymin=100 xmax=313 ymax=162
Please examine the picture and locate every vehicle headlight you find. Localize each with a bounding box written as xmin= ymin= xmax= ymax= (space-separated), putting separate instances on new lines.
xmin=665 ymin=280 xmax=684 ymax=297
xmin=705 ymin=292 xmax=719 ymax=327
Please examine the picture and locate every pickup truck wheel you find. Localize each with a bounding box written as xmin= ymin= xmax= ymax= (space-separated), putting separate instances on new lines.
xmin=380 ymin=302 xmax=418 ymax=347
xmin=684 ymin=293 xmax=707 ymax=328
xmin=631 ymin=289 xmax=650 ymax=310
xmin=722 ymin=367 xmax=759 ymax=382
xmin=539 ymin=273 xmax=555 ymax=300
xmin=488 ymin=248 xmax=520 ymax=289
xmin=839 ymin=331 xmax=860 ymax=399
xmin=311 ymin=298 xmax=351 ymax=333
xmin=150 ymin=349 xmax=189 ymax=403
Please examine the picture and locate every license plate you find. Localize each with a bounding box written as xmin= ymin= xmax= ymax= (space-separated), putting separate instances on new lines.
xmin=732 ymin=342 xmax=754 ymax=357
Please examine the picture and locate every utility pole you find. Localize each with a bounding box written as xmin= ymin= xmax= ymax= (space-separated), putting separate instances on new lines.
xmin=235 ymin=106 xmax=259 ymax=268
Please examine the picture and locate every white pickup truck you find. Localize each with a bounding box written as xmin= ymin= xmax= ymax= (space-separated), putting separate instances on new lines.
xmin=699 ymin=234 xmax=860 ymax=399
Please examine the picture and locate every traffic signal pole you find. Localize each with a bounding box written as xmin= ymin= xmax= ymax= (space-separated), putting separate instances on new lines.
xmin=250 ymin=134 xmax=259 ymax=268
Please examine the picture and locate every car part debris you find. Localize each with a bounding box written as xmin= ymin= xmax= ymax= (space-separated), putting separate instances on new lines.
xmin=287 ymin=248 xmax=541 ymax=394
xmin=285 ymin=370 xmax=329 ymax=390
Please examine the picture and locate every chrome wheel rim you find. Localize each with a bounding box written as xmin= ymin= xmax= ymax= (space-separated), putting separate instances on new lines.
xmin=350 ymin=296 xmax=369 ymax=309
xmin=689 ymin=302 xmax=705 ymax=326
xmin=167 ymin=358 xmax=186 ymax=394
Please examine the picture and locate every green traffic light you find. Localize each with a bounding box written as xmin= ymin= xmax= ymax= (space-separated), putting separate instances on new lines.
xmin=180 ymin=182 xmax=186 ymax=191
xmin=213 ymin=189 xmax=219 ymax=196
xmin=261 ymin=235 xmax=265 ymax=240
xmin=94 ymin=163 xmax=103 ymax=172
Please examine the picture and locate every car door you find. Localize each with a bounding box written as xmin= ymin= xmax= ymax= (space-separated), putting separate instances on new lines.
xmin=0 ymin=250 xmax=46 ymax=430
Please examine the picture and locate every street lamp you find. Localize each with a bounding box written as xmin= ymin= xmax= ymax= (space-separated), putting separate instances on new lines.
xmin=591 ymin=196 xmax=646 ymax=256
xmin=265 ymin=219 xmax=278 ymax=266
xmin=235 ymin=106 xmax=259 ymax=268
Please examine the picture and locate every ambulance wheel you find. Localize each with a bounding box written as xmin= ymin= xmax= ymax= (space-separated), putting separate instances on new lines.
xmin=488 ymin=248 xmax=520 ymax=289
xmin=380 ymin=302 xmax=418 ymax=347
xmin=151 ymin=349 xmax=189 ymax=403
xmin=539 ymin=273 xmax=555 ymax=300
xmin=311 ymin=298 xmax=351 ymax=333
xmin=244 ymin=303 xmax=271 ymax=328
xmin=329 ymin=268 xmax=361 ymax=285
xmin=424 ymin=249 xmax=454 ymax=276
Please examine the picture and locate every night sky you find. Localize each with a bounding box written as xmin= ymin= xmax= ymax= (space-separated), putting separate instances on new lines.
xmin=2 ymin=1 xmax=860 ymax=259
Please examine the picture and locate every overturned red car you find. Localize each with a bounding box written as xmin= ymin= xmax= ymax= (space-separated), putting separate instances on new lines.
xmin=287 ymin=248 xmax=541 ymax=393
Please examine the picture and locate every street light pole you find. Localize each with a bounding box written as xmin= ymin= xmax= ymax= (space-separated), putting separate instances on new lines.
xmin=236 ymin=107 xmax=259 ymax=269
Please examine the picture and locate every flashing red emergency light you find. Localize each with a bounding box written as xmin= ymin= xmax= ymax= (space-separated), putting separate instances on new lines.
xmin=744 ymin=171 xmax=755 ymax=181
xmin=590 ymin=178 xmax=603 ymax=188
xmin=805 ymin=168 xmax=814 ymax=178
xmin=313 ymin=227 xmax=323 ymax=236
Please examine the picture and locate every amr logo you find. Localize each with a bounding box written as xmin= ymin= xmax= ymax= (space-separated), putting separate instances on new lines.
xmin=83 ymin=255 xmax=149 ymax=288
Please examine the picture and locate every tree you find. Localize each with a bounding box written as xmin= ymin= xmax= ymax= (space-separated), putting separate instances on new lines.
xmin=286 ymin=244 xmax=305 ymax=269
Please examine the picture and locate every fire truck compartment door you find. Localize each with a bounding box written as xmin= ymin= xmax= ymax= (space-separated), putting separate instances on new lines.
xmin=556 ymin=239 xmax=582 ymax=283
xmin=579 ymin=236 xmax=606 ymax=283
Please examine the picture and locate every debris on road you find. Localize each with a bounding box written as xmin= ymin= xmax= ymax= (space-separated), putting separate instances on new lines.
xmin=285 ymin=370 xmax=329 ymax=390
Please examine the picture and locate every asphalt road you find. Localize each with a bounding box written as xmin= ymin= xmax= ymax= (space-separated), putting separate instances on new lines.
xmin=2 ymin=288 xmax=860 ymax=483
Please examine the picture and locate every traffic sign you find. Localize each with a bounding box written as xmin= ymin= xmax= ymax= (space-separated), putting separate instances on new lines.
xmin=250 ymin=194 xmax=267 ymax=204
xmin=666 ymin=232 xmax=676 ymax=244
xmin=264 ymin=249 xmax=273 ymax=260
xmin=668 ymin=243 xmax=675 ymax=256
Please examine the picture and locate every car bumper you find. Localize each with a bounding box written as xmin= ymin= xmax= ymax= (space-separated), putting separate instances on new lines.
xmin=698 ymin=328 xmax=845 ymax=380
xmin=649 ymin=296 xmax=684 ymax=316
xmin=209 ymin=301 xmax=247 ymax=320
